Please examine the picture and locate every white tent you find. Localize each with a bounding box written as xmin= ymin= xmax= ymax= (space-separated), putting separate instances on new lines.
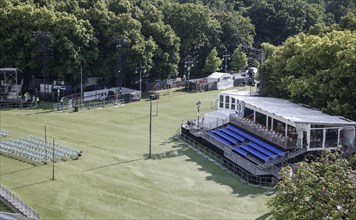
xmin=207 ymin=72 xmax=234 ymax=90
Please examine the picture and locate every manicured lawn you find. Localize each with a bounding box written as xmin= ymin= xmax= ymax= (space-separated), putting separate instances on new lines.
xmin=0 ymin=87 xmax=271 ymax=219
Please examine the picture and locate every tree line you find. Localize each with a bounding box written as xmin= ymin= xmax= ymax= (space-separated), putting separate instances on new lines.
xmin=0 ymin=0 xmax=355 ymax=119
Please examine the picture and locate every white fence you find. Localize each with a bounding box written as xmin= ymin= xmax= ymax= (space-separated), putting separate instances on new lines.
xmin=0 ymin=185 xmax=40 ymax=220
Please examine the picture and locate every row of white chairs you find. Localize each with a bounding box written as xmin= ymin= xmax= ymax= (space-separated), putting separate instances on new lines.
xmin=0 ymin=130 xmax=10 ymax=137
xmin=0 ymin=135 xmax=81 ymax=163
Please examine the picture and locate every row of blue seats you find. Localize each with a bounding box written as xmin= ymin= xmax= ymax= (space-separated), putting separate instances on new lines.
xmin=207 ymin=131 xmax=230 ymax=145
xmin=226 ymin=125 xmax=284 ymax=155
xmin=213 ymin=130 xmax=238 ymax=145
xmin=248 ymin=142 xmax=276 ymax=158
xmin=219 ymin=128 xmax=245 ymax=142
xmin=241 ymin=144 xmax=268 ymax=161
xmin=207 ymin=131 xmax=250 ymax=159
xmin=208 ymin=129 xmax=271 ymax=162
xmin=232 ymin=147 xmax=247 ymax=157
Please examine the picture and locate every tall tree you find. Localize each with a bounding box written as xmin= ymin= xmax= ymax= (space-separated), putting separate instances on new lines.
xmin=230 ymin=46 xmax=248 ymax=72
xmin=203 ymin=47 xmax=222 ymax=73
xmin=268 ymin=150 xmax=356 ymax=219
xmin=247 ymin=0 xmax=326 ymax=45
xmin=162 ymin=2 xmax=221 ymax=76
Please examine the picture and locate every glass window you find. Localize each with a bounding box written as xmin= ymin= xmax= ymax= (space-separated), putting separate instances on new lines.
xmin=219 ymin=95 xmax=224 ymax=108
xmin=225 ymin=96 xmax=230 ymax=108
xmin=231 ymin=97 xmax=235 ymax=110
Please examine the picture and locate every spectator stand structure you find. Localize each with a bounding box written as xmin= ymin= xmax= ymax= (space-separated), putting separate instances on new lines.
xmin=180 ymin=90 xmax=356 ymax=187
xmin=0 ymin=135 xmax=81 ymax=165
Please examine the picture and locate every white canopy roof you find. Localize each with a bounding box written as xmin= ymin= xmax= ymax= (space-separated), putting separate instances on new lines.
xmin=207 ymin=72 xmax=231 ymax=79
xmin=220 ymin=90 xmax=356 ymax=125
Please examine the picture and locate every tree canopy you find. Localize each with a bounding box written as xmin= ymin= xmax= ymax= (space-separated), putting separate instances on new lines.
xmin=268 ymin=150 xmax=356 ymax=219
xmin=0 ymin=0 xmax=354 ymax=93
xmin=262 ymin=30 xmax=356 ymax=120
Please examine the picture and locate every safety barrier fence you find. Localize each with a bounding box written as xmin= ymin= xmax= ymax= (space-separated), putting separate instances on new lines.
xmin=0 ymin=185 xmax=40 ymax=220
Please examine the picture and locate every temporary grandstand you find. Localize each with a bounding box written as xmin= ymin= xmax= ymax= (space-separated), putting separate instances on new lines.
xmin=0 ymin=135 xmax=81 ymax=164
xmin=180 ymin=90 xmax=356 ymax=186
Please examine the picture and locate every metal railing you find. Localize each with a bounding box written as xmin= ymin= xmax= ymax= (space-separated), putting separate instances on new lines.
xmin=230 ymin=115 xmax=298 ymax=149
xmin=0 ymin=185 xmax=40 ymax=220
xmin=53 ymin=94 xmax=125 ymax=112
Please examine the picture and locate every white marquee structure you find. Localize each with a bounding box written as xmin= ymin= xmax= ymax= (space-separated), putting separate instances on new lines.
xmin=214 ymin=90 xmax=356 ymax=152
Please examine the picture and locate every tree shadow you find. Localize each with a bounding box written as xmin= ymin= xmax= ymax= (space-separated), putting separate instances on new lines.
xmin=183 ymin=149 xmax=272 ymax=197
xmin=147 ymin=135 xmax=273 ymax=197
xmin=82 ymin=157 xmax=144 ymax=172
xmin=10 ymin=179 xmax=52 ymax=190
xmin=0 ymin=164 xmax=39 ymax=176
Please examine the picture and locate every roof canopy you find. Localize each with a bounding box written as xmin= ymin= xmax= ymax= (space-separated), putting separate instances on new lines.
xmin=221 ymin=90 xmax=356 ymax=125
xmin=207 ymin=72 xmax=231 ymax=79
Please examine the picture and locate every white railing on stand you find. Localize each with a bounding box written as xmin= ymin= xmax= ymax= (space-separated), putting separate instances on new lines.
xmin=0 ymin=184 xmax=40 ymax=220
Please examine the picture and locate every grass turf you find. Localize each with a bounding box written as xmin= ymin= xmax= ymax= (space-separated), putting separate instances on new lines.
xmin=0 ymin=87 xmax=272 ymax=219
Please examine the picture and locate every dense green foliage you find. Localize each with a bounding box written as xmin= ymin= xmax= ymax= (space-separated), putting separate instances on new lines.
xmin=0 ymin=0 xmax=355 ymax=119
xmin=204 ymin=47 xmax=222 ymax=73
xmin=230 ymin=46 xmax=248 ymax=72
xmin=1 ymin=0 xmax=353 ymax=86
xmin=268 ymin=150 xmax=356 ymax=219
xmin=262 ymin=30 xmax=356 ymax=120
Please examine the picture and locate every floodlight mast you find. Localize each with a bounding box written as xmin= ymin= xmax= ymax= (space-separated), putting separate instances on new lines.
xmin=116 ymin=36 xmax=129 ymax=94
xmin=135 ymin=61 xmax=146 ymax=93
xmin=222 ymin=50 xmax=231 ymax=73
xmin=184 ymin=55 xmax=195 ymax=91
xmin=149 ymin=94 xmax=155 ymax=158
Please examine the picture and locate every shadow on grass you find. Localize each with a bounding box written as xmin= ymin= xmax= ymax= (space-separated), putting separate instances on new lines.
xmin=183 ymin=149 xmax=270 ymax=197
xmin=82 ymin=158 xmax=144 ymax=172
xmin=256 ymin=212 xmax=272 ymax=220
xmin=144 ymin=136 xmax=189 ymax=160
xmin=156 ymin=136 xmax=274 ymax=197
xmin=11 ymin=179 xmax=52 ymax=190
xmin=0 ymin=164 xmax=39 ymax=176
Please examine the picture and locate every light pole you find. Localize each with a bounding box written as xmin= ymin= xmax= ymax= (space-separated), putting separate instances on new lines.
xmin=184 ymin=55 xmax=195 ymax=90
xmin=149 ymin=94 xmax=155 ymax=158
xmin=135 ymin=61 xmax=146 ymax=92
xmin=33 ymin=31 xmax=51 ymax=92
xmin=222 ymin=50 xmax=231 ymax=73
xmin=116 ymin=36 xmax=129 ymax=94
xmin=196 ymin=101 xmax=201 ymax=128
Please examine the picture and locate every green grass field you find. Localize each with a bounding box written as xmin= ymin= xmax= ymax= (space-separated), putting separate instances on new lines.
xmin=0 ymin=87 xmax=272 ymax=219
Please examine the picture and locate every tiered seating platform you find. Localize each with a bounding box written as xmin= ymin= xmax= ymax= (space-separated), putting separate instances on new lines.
xmin=0 ymin=135 xmax=81 ymax=163
xmin=206 ymin=124 xmax=286 ymax=165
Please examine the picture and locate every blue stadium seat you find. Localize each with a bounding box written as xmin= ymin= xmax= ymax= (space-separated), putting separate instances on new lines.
xmin=207 ymin=131 xmax=230 ymax=145
xmin=213 ymin=130 xmax=238 ymax=145
xmin=227 ymin=125 xmax=285 ymax=156
xmin=247 ymin=142 xmax=276 ymax=158
xmin=232 ymin=147 xmax=248 ymax=157
xmin=240 ymin=144 xmax=268 ymax=161
xmin=220 ymin=128 xmax=245 ymax=142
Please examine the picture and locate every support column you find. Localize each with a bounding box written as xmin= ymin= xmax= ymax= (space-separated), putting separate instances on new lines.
xmin=285 ymin=124 xmax=288 ymax=137
xmin=266 ymin=116 xmax=269 ymax=128
xmin=322 ymin=129 xmax=326 ymax=148
xmin=253 ymin=111 xmax=256 ymax=122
